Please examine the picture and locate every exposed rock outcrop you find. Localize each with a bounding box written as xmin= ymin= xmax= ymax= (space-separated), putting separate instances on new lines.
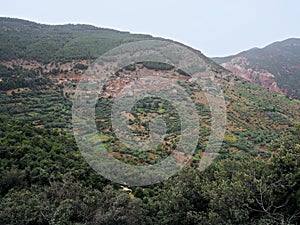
xmin=220 ymin=57 xmax=284 ymax=94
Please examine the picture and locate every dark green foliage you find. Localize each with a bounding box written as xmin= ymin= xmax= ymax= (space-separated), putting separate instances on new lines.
xmin=0 ymin=94 xmax=299 ymax=224
xmin=142 ymin=61 xmax=175 ymax=71
xmin=140 ymin=126 xmax=300 ymax=225
xmin=0 ymin=17 xmax=153 ymax=63
xmin=0 ymin=118 xmax=147 ymax=225
xmin=0 ymin=66 xmax=52 ymax=91
xmin=73 ymin=63 xmax=88 ymax=70
xmin=0 ymin=89 xmax=72 ymax=129
xmin=93 ymin=186 xmax=143 ymax=225
xmin=176 ymin=68 xmax=190 ymax=76
xmin=123 ymin=64 xmax=136 ymax=71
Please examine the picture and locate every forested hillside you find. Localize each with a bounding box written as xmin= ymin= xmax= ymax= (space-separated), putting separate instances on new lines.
xmin=0 ymin=18 xmax=299 ymax=224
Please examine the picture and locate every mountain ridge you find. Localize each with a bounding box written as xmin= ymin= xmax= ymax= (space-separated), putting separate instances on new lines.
xmin=213 ymin=38 xmax=300 ymax=99
xmin=0 ymin=17 xmax=228 ymax=76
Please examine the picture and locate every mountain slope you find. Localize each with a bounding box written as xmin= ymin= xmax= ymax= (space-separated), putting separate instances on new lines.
xmin=0 ymin=17 xmax=153 ymax=63
xmin=0 ymin=17 xmax=225 ymax=73
xmin=213 ymin=38 xmax=300 ymax=99
xmin=0 ymin=17 xmax=299 ymax=159
xmin=0 ymin=17 xmax=300 ymax=225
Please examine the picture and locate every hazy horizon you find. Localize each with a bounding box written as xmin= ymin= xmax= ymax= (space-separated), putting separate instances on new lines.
xmin=2 ymin=0 xmax=300 ymax=57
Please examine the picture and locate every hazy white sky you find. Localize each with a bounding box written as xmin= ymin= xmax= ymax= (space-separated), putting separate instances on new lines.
xmin=1 ymin=0 xmax=300 ymax=56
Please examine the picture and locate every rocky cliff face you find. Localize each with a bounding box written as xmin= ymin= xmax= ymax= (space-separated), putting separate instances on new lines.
xmin=220 ymin=57 xmax=284 ymax=94
xmin=213 ymin=38 xmax=300 ymax=99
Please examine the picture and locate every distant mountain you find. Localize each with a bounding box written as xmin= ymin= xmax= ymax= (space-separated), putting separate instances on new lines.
xmin=213 ymin=38 xmax=300 ymax=99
